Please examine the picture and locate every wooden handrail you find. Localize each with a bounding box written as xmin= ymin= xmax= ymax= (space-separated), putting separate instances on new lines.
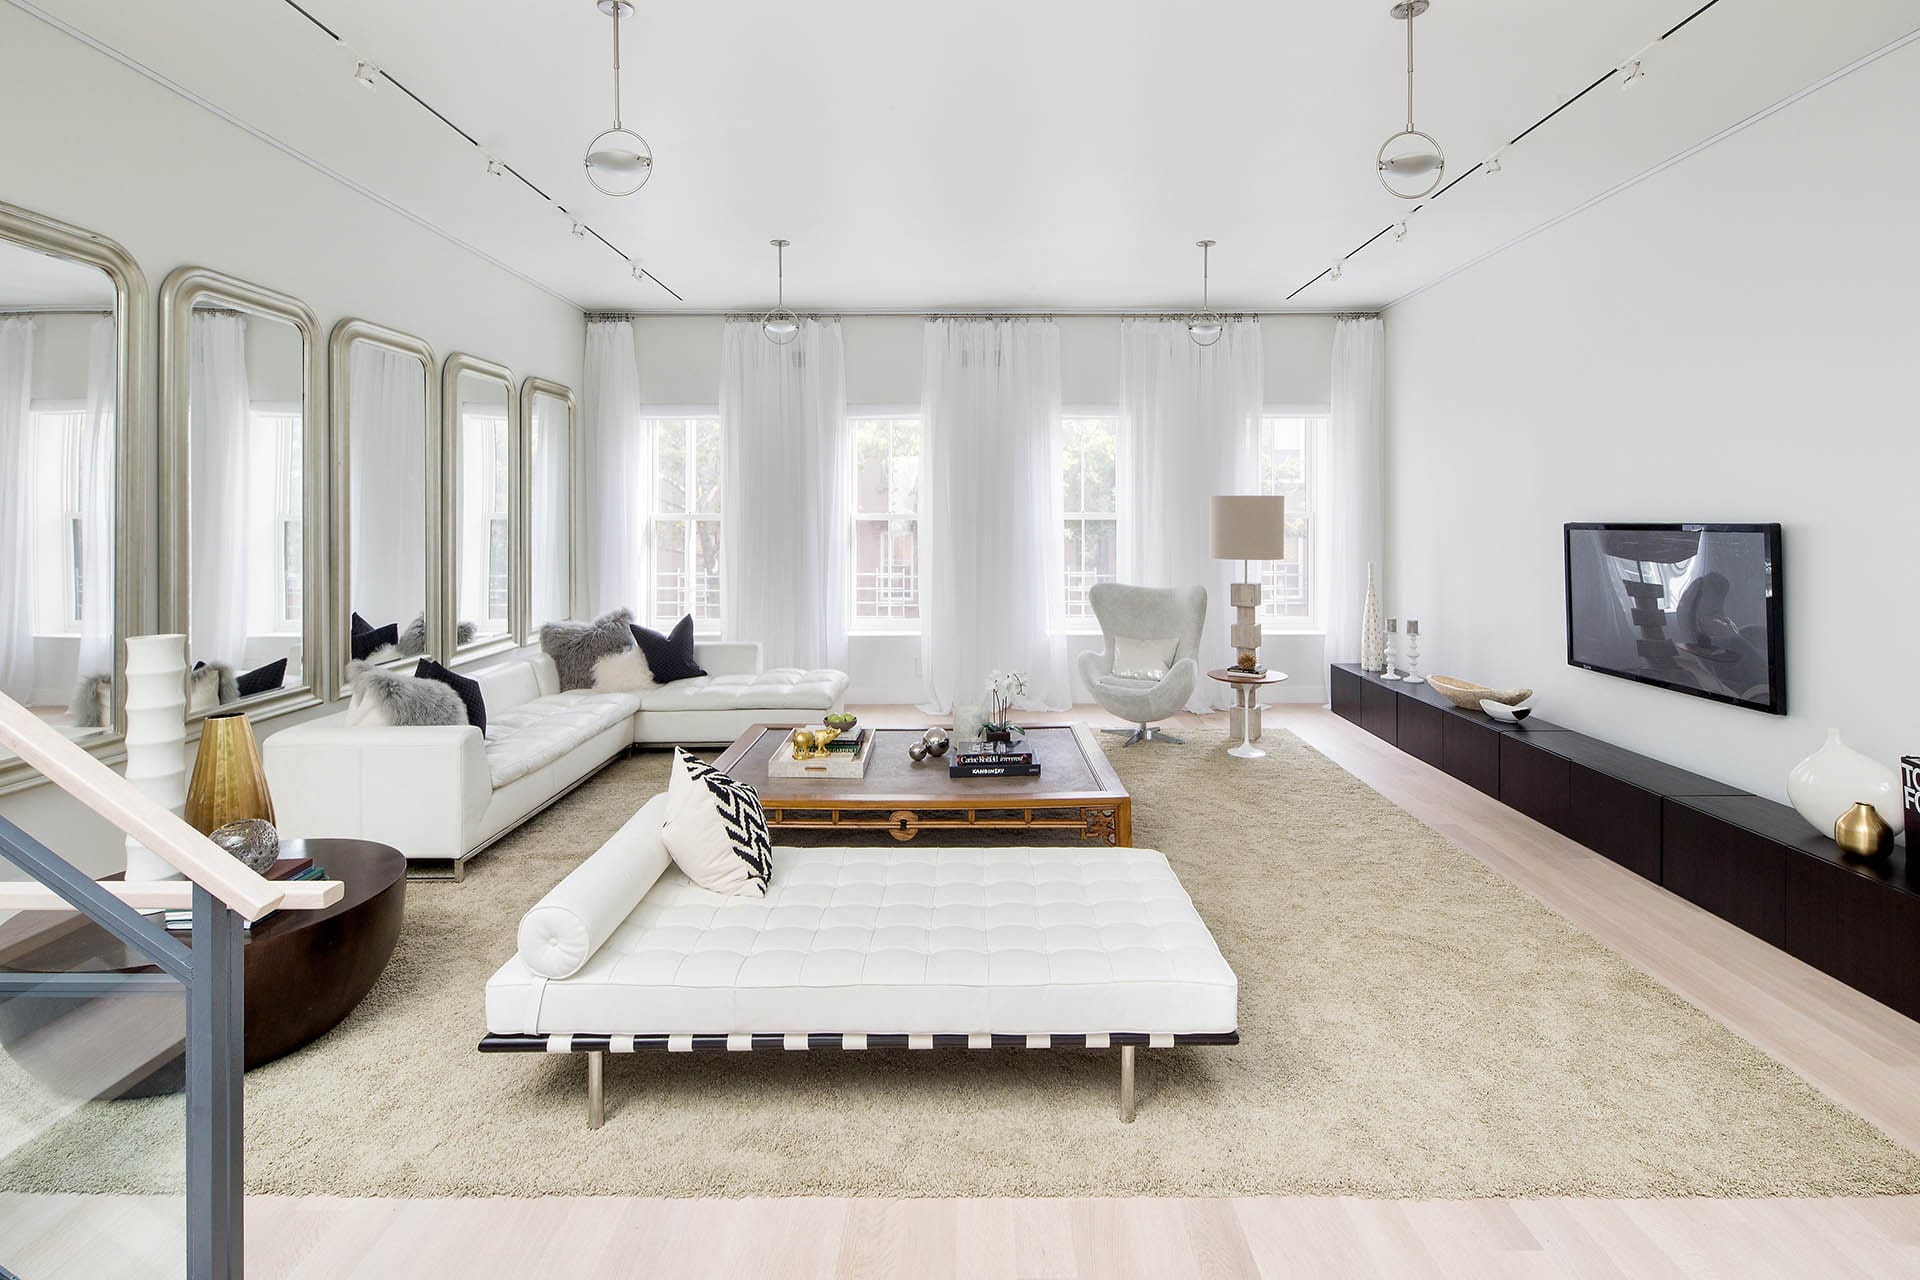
xmin=0 ymin=693 xmax=324 ymax=921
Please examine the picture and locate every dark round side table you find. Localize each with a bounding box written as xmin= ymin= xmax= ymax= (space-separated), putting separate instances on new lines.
xmin=0 ymin=839 xmax=406 ymax=1098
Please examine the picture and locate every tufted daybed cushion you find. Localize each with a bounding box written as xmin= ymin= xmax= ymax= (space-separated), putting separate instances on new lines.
xmin=637 ymin=668 xmax=850 ymax=714
xmin=486 ymin=836 xmax=1237 ymax=1038
xmin=484 ymin=689 xmax=644 ymax=789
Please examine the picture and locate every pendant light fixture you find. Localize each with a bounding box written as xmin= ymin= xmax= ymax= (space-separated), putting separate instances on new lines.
xmin=583 ymin=0 xmax=654 ymax=197
xmin=1377 ymin=0 xmax=1445 ymax=200
xmin=762 ymin=239 xmax=799 ymax=345
xmin=1187 ymin=240 xmax=1224 ymax=348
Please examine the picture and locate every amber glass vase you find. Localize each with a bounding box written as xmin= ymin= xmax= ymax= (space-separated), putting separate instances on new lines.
xmin=185 ymin=711 xmax=275 ymax=836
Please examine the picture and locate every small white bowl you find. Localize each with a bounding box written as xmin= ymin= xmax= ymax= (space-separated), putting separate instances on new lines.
xmin=1480 ymin=699 xmax=1533 ymax=723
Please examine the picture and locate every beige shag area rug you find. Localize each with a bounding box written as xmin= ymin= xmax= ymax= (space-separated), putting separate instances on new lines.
xmin=5 ymin=727 xmax=1919 ymax=1199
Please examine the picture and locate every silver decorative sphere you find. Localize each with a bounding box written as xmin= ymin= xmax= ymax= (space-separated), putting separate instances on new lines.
xmin=209 ymin=818 xmax=279 ymax=874
xmin=921 ymin=729 xmax=950 ymax=757
xmin=907 ymin=741 xmax=929 ymax=763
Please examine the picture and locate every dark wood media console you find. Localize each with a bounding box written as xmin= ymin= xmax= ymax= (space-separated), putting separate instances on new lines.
xmin=1331 ymin=663 xmax=1920 ymax=1022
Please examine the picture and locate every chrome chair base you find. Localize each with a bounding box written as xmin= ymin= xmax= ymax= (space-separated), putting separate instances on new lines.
xmin=1102 ymin=725 xmax=1184 ymax=747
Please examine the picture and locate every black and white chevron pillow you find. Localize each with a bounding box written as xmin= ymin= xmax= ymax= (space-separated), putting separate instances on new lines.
xmin=660 ymin=748 xmax=773 ymax=896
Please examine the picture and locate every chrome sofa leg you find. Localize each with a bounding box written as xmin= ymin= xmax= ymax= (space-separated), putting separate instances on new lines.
xmin=453 ymin=859 xmax=466 ymax=884
xmin=587 ymin=1050 xmax=605 ymax=1130
xmin=1120 ymin=1045 xmax=1136 ymax=1123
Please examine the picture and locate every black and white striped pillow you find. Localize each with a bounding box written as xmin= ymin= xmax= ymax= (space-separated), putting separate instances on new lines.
xmin=660 ymin=748 xmax=773 ymax=896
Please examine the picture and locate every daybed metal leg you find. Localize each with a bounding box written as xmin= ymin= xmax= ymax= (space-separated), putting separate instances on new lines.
xmin=1120 ymin=1045 xmax=1136 ymax=1123
xmin=453 ymin=859 xmax=466 ymax=884
xmin=587 ymin=1051 xmax=605 ymax=1130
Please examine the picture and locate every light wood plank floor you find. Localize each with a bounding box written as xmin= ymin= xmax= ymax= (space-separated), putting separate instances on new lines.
xmin=8 ymin=705 xmax=1919 ymax=1279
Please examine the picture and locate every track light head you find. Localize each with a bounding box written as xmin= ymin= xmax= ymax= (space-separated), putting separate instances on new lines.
xmin=571 ymin=220 xmax=588 ymax=239
xmin=352 ymin=60 xmax=379 ymax=88
xmin=631 ymin=262 xmax=647 ymax=282
xmin=1392 ymin=221 xmax=1409 ymax=243
xmin=1329 ymin=259 xmax=1345 ymax=282
xmin=484 ymin=152 xmax=505 ymax=177
xmin=1618 ymin=58 xmax=1645 ymax=87
xmin=1484 ymin=152 xmax=1503 ymax=175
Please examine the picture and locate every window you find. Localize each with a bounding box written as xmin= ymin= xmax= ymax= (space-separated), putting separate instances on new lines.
xmin=850 ymin=415 xmax=921 ymax=628
xmin=646 ymin=416 xmax=722 ymax=630
xmin=1061 ymin=414 xmax=1119 ymax=623
xmin=29 ymin=406 xmax=86 ymax=634
xmin=247 ymin=408 xmax=304 ymax=633
xmin=486 ymin=418 xmax=511 ymax=625
xmin=1257 ymin=413 xmax=1324 ymax=626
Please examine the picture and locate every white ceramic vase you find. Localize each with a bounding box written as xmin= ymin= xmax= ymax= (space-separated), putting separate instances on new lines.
xmin=1360 ymin=563 xmax=1386 ymax=673
xmin=122 ymin=634 xmax=188 ymax=881
xmin=1786 ymin=729 xmax=1903 ymax=839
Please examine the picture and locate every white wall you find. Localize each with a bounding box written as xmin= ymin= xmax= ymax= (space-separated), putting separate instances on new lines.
xmin=1381 ymin=43 xmax=1919 ymax=803
xmin=628 ymin=313 xmax=1336 ymax=704
xmin=0 ymin=9 xmax=585 ymax=874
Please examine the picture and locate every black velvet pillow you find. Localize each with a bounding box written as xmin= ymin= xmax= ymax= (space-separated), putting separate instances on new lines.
xmin=415 ymin=658 xmax=486 ymax=735
xmin=351 ymin=621 xmax=399 ymax=662
xmin=631 ymin=615 xmax=707 ymax=684
xmin=351 ymin=612 xmax=373 ymax=637
xmin=235 ymin=658 xmax=288 ymax=698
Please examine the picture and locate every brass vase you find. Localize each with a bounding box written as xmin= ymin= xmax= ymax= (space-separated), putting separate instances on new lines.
xmin=1833 ymin=801 xmax=1894 ymax=858
xmin=185 ymin=712 xmax=275 ymax=836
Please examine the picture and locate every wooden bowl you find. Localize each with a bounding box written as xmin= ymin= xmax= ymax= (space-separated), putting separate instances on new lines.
xmin=1428 ymin=675 xmax=1533 ymax=711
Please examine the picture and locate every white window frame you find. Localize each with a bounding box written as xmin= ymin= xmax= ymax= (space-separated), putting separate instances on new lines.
xmin=247 ymin=402 xmax=305 ymax=636
xmin=1257 ymin=405 xmax=1329 ymax=634
xmin=847 ymin=407 xmax=922 ymax=635
xmin=28 ymin=400 xmax=87 ymax=637
xmin=642 ymin=411 xmax=723 ymax=635
xmin=1060 ymin=408 xmax=1121 ymax=634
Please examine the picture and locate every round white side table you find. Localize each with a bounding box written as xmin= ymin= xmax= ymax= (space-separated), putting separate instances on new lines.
xmin=1207 ymin=668 xmax=1290 ymax=760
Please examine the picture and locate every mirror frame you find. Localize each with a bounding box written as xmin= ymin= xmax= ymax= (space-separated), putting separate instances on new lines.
xmin=327 ymin=318 xmax=441 ymax=701
xmin=519 ymin=377 xmax=578 ymax=635
xmin=158 ymin=266 xmax=325 ymax=726
xmin=440 ymin=353 xmax=521 ymax=666
xmin=0 ymin=201 xmax=152 ymax=796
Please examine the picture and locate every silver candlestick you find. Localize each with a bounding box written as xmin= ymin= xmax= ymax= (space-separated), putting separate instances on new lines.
xmin=1382 ymin=619 xmax=1402 ymax=679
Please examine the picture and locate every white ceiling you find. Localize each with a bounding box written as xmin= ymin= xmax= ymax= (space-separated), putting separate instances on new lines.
xmin=21 ymin=0 xmax=1917 ymax=313
xmin=0 ymin=236 xmax=117 ymax=308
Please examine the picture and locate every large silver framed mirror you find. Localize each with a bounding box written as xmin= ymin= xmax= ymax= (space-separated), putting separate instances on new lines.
xmin=329 ymin=319 xmax=438 ymax=699
xmin=0 ymin=201 xmax=149 ymax=794
xmin=442 ymin=354 xmax=519 ymax=661
xmin=521 ymin=377 xmax=577 ymax=633
xmin=160 ymin=267 xmax=324 ymax=725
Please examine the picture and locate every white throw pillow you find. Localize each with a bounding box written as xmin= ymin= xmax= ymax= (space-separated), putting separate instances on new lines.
xmin=660 ymin=748 xmax=773 ymax=897
xmin=592 ymin=646 xmax=659 ymax=693
xmin=1112 ymin=635 xmax=1179 ymax=680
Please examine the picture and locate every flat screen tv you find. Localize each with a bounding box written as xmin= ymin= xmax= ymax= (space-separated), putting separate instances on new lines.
xmin=1564 ymin=523 xmax=1785 ymax=715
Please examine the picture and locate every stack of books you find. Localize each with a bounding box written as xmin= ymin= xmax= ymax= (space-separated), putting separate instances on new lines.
xmin=949 ymin=744 xmax=1041 ymax=779
xmin=822 ymin=727 xmax=867 ymax=752
xmin=162 ymin=856 xmax=327 ymax=934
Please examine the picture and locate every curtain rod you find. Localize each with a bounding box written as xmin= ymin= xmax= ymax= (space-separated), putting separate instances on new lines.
xmin=583 ymin=308 xmax=1379 ymax=322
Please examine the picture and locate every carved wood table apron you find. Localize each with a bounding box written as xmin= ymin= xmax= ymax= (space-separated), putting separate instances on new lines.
xmin=711 ymin=723 xmax=1133 ymax=846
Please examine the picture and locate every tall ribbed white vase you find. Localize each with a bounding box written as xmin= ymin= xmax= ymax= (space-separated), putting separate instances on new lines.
xmin=122 ymin=634 xmax=187 ymax=881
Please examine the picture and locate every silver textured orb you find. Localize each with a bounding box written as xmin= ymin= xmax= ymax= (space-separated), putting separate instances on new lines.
xmin=921 ymin=729 xmax=950 ymax=757
xmin=209 ymin=818 xmax=279 ymax=874
xmin=907 ymin=741 xmax=929 ymax=763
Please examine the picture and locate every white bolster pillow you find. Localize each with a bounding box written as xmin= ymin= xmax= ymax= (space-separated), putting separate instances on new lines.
xmin=516 ymin=794 xmax=671 ymax=979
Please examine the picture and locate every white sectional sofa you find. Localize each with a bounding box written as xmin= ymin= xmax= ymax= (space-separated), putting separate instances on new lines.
xmin=481 ymin=795 xmax=1239 ymax=1126
xmin=264 ymin=643 xmax=847 ymax=879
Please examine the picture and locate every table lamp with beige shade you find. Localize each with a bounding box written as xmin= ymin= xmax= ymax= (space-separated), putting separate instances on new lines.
xmin=1211 ymin=494 xmax=1287 ymax=675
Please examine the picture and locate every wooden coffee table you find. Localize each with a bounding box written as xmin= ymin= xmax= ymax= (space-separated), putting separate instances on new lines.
xmin=714 ymin=723 xmax=1132 ymax=845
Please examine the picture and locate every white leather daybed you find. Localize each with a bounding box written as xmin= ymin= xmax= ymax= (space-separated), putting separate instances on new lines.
xmin=264 ymin=644 xmax=847 ymax=879
xmin=480 ymin=796 xmax=1239 ymax=1125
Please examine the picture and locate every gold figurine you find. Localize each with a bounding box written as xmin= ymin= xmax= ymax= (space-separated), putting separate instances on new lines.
xmin=789 ymin=726 xmax=841 ymax=760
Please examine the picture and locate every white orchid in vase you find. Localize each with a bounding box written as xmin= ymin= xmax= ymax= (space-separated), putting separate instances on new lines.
xmin=982 ymin=670 xmax=1029 ymax=744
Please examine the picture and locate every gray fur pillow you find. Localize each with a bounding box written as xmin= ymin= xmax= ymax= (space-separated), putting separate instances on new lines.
xmin=399 ymin=614 xmax=477 ymax=655
xmin=189 ymin=663 xmax=240 ymax=715
xmin=344 ymin=664 xmax=466 ymax=728
xmin=540 ymin=609 xmax=635 ymax=691
xmin=68 ymin=674 xmax=112 ymax=728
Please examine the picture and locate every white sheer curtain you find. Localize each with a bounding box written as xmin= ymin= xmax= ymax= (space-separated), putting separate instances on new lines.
xmin=1120 ymin=318 xmax=1263 ymax=711
xmin=0 ymin=318 xmax=34 ymax=704
xmin=456 ymin=409 xmax=495 ymax=635
xmin=582 ymin=320 xmax=648 ymax=619
xmin=188 ymin=312 xmax=251 ymax=668
xmin=74 ymin=317 xmax=116 ymax=686
xmin=528 ymin=393 xmax=572 ymax=629
xmin=919 ymin=319 xmax=1069 ymax=713
xmin=348 ymin=342 xmax=427 ymax=628
xmin=720 ymin=319 xmax=849 ymax=671
xmin=1323 ymin=316 xmax=1387 ymax=667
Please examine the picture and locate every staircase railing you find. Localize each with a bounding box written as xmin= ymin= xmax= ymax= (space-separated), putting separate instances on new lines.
xmin=0 ymin=690 xmax=342 ymax=1280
